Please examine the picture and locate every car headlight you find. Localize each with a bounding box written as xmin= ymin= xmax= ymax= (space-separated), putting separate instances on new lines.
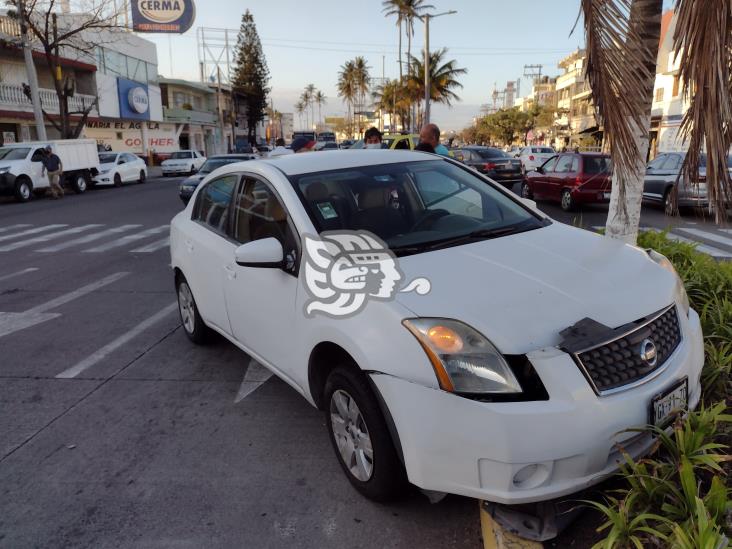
xmin=403 ymin=318 xmax=522 ymax=394
xmin=647 ymin=249 xmax=690 ymax=316
xmin=0 ymin=166 xmax=9 ymax=174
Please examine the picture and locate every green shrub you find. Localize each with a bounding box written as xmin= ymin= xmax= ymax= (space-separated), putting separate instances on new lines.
xmin=590 ymin=232 xmax=732 ymax=548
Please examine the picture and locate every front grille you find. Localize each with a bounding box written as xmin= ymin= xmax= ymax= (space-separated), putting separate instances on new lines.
xmin=575 ymin=306 xmax=682 ymax=394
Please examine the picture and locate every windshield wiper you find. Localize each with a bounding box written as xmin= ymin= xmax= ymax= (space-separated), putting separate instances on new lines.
xmin=425 ymin=224 xmax=534 ymax=251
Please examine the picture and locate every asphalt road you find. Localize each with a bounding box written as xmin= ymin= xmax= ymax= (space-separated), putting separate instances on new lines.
xmin=0 ymin=172 xmax=727 ymax=548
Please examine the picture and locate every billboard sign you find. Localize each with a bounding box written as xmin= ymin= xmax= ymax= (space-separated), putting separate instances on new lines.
xmin=117 ymin=78 xmax=151 ymax=120
xmin=131 ymin=0 xmax=196 ymax=34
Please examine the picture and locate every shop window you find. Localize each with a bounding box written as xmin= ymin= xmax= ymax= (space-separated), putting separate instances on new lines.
xmin=654 ymin=88 xmax=665 ymax=103
xmin=128 ymin=58 xmax=146 ymax=83
xmin=104 ymin=49 xmax=128 ymax=78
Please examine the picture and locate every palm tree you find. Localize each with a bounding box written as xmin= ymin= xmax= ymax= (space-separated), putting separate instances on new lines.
xmin=406 ymin=48 xmax=466 ymax=124
xmin=382 ymin=0 xmax=406 ymax=82
xmin=295 ymin=100 xmax=306 ymax=130
xmin=580 ymin=0 xmax=731 ymax=241
xmin=402 ymin=0 xmax=434 ymax=130
xmin=373 ymin=79 xmax=411 ymax=132
xmin=314 ymin=90 xmax=327 ymax=127
xmin=338 ymin=60 xmax=356 ymax=138
xmin=351 ymin=57 xmax=371 ymax=137
xmin=304 ymin=83 xmax=317 ymax=130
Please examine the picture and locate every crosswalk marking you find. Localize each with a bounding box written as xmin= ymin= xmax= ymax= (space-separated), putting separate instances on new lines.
xmin=0 ymin=224 xmax=31 ymax=234
xmin=0 ymin=224 xmax=68 ymax=243
xmin=130 ymin=237 xmax=170 ymax=253
xmin=36 ymin=224 xmax=142 ymax=252
xmin=0 ymin=225 xmax=103 ymax=252
xmin=676 ymin=227 xmax=732 ymax=249
xmin=666 ymin=233 xmax=732 ymax=259
xmin=83 ymin=225 xmax=169 ymax=253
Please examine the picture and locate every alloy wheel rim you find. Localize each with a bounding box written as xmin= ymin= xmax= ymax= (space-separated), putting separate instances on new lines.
xmin=21 ymin=183 xmax=30 ymax=199
xmin=178 ymin=283 xmax=195 ymax=333
xmin=330 ymin=389 xmax=373 ymax=482
xmin=664 ymin=194 xmax=674 ymax=215
xmin=562 ymin=191 xmax=571 ymax=209
xmin=522 ymin=184 xmax=530 ymax=198
xmin=77 ymin=176 xmax=86 ymax=191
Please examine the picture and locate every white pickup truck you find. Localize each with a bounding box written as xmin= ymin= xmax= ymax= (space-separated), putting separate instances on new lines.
xmin=0 ymin=139 xmax=100 ymax=202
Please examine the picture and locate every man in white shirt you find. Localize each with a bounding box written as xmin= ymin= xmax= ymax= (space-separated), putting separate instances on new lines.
xmin=269 ymin=138 xmax=293 ymax=157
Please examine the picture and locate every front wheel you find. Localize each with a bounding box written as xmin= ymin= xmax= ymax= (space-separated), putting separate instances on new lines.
xmin=14 ymin=178 xmax=32 ymax=202
xmin=521 ymin=181 xmax=533 ymax=199
xmin=561 ymin=189 xmax=575 ymax=212
xmin=190 ymin=165 xmax=196 ymax=175
xmin=664 ymin=188 xmax=677 ymax=216
xmin=325 ymin=367 xmax=406 ymax=502
xmin=138 ymin=170 xmax=146 ymax=184
xmin=176 ymin=279 xmax=210 ymax=344
xmin=71 ymin=172 xmax=88 ymax=194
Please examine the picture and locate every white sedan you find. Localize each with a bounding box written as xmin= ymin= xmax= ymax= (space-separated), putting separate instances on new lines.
xmin=93 ymin=152 xmax=147 ymax=186
xmin=170 ymin=150 xmax=703 ymax=504
xmin=161 ymin=150 xmax=207 ymax=176
xmin=519 ymin=146 xmax=556 ymax=173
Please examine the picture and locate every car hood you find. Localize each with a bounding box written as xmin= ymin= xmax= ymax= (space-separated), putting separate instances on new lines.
xmin=394 ymin=223 xmax=677 ymax=354
xmin=181 ymin=174 xmax=206 ymax=186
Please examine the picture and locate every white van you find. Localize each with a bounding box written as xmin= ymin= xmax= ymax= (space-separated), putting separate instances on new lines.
xmin=0 ymin=139 xmax=100 ymax=202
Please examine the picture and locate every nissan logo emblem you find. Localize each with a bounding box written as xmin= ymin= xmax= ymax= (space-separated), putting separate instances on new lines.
xmin=640 ymin=338 xmax=658 ymax=366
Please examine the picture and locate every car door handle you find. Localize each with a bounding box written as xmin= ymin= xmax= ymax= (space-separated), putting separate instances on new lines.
xmin=224 ymin=263 xmax=237 ymax=280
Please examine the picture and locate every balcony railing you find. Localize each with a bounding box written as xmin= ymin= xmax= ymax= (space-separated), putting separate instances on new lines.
xmin=0 ymin=15 xmax=21 ymax=39
xmin=0 ymin=83 xmax=98 ymax=117
xmin=163 ymin=106 xmax=218 ymax=125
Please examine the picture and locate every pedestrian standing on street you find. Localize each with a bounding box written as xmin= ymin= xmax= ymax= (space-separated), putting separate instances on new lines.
xmin=42 ymin=145 xmax=64 ymax=199
xmin=419 ymin=124 xmax=450 ymax=157
xmin=269 ymin=137 xmax=293 ymax=157
xmin=291 ymin=136 xmax=316 ymax=153
xmin=364 ymin=127 xmax=383 ymax=149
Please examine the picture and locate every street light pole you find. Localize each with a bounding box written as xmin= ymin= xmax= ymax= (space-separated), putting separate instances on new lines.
xmin=18 ymin=0 xmax=47 ymax=141
xmin=420 ymin=10 xmax=457 ymax=128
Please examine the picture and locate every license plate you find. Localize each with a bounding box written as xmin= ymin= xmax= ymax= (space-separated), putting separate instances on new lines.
xmin=603 ymin=192 xmax=611 ymax=200
xmin=650 ymin=378 xmax=688 ymax=427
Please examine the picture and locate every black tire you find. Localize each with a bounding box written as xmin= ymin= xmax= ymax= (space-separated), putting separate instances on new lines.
xmin=324 ymin=366 xmax=406 ymax=502
xmin=190 ymin=165 xmax=196 ymax=175
xmin=560 ymin=188 xmax=575 ymax=212
xmin=176 ymin=277 xmax=210 ymax=344
xmin=138 ymin=170 xmax=146 ymax=184
xmin=14 ymin=177 xmax=32 ymax=202
xmin=521 ymin=181 xmax=533 ymax=200
xmin=664 ymin=188 xmax=677 ymax=216
xmin=113 ymin=173 xmax=122 ymax=187
xmin=71 ymin=172 xmax=88 ymax=194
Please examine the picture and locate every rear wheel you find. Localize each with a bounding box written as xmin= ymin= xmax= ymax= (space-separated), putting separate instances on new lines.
xmin=14 ymin=177 xmax=32 ymax=202
xmin=190 ymin=164 xmax=196 ymax=175
xmin=176 ymin=278 xmax=210 ymax=344
xmin=561 ymin=188 xmax=575 ymax=212
xmin=71 ymin=172 xmax=88 ymax=194
xmin=521 ymin=181 xmax=533 ymax=200
xmin=325 ymin=366 xmax=406 ymax=502
xmin=138 ymin=170 xmax=146 ymax=184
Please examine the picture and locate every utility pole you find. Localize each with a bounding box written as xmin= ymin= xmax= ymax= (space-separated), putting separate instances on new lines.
xmin=216 ymin=66 xmax=226 ymax=154
xmin=18 ymin=0 xmax=47 ymax=141
xmin=421 ymin=10 xmax=456 ymax=127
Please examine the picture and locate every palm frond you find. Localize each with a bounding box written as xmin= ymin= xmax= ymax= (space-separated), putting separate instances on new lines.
xmin=581 ymin=0 xmax=662 ymax=224
xmin=673 ymin=0 xmax=732 ymax=223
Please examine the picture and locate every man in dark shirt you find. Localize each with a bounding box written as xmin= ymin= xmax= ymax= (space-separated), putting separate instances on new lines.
xmin=42 ymin=145 xmax=64 ymax=198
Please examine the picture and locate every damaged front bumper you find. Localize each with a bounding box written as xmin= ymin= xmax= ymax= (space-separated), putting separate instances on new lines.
xmin=370 ymin=308 xmax=704 ymax=504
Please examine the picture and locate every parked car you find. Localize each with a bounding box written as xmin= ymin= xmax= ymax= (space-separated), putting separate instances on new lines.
xmin=93 ymin=152 xmax=147 ymax=187
xmin=178 ymin=154 xmax=256 ymax=204
xmin=171 ymin=149 xmax=702 ymax=504
xmin=642 ymin=152 xmax=732 ymax=215
xmin=454 ymin=146 xmax=523 ymax=188
xmin=506 ymin=146 xmax=522 ymax=157
xmin=518 ymin=146 xmax=556 ymax=173
xmin=0 ymin=139 xmax=99 ymax=202
xmin=350 ymin=134 xmax=419 ymax=151
xmin=340 ymin=140 xmax=355 ymax=149
xmin=315 ymin=141 xmax=339 ymax=151
xmin=161 ymin=150 xmax=206 ymax=176
xmin=522 ymin=153 xmax=613 ymax=211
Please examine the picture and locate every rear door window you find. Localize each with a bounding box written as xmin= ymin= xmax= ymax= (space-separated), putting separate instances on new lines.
xmin=583 ymin=156 xmax=612 ymax=174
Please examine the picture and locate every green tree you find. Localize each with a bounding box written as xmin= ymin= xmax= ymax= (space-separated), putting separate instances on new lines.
xmin=337 ymin=60 xmax=356 ymax=138
xmin=479 ymin=108 xmax=530 ymax=146
xmin=314 ymin=90 xmax=327 ymax=126
xmin=406 ymin=48 xmax=466 ymax=126
xmin=381 ymin=1 xmax=407 ymax=82
xmin=231 ymin=10 xmax=270 ymax=144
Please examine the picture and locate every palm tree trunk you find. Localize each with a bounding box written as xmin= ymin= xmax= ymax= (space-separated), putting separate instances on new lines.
xmin=398 ymin=19 xmax=403 ymax=82
xmin=604 ymin=0 xmax=662 ymax=243
xmin=407 ymin=22 xmax=413 ymax=132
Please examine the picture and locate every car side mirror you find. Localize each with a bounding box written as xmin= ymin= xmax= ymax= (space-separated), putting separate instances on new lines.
xmin=118 ymin=159 xmax=125 ymax=164
xmin=519 ymin=197 xmax=537 ymax=209
xmin=234 ymin=237 xmax=284 ymax=268
xmin=535 ymin=166 xmax=543 ymax=174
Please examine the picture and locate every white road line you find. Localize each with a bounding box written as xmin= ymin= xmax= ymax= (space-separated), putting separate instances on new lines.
xmin=55 ymin=302 xmax=178 ymax=379
xmin=234 ymin=359 xmax=274 ymax=402
xmin=676 ymin=227 xmax=732 ymax=248
xmin=36 ymin=224 xmax=142 ymax=252
xmin=0 ymin=224 xmax=67 ymax=243
xmin=0 ymin=267 xmax=39 ymax=282
xmin=83 ymin=225 xmax=169 ymax=253
xmin=25 ymin=272 xmax=129 ymax=314
xmin=0 ymin=225 xmax=103 ymax=252
xmin=130 ymin=236 xmax=170 ymax=253
xmin=667 ymin=233 xmax=732 ymax=259
xmin=720 ymin=229 xmax=732 ymax=235
xmin=0 ymin=224 xmax=31 ymax=234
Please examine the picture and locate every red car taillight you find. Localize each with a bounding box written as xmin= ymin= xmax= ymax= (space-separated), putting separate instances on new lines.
xmin=575 ymin=176 xmax=583 ymax=186
xmin=529 ymin=155 xmax=535 ymax=161
xmin=483 ymin=162 xmax=497 ymax=170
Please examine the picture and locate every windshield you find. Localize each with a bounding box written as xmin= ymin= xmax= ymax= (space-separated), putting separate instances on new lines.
xmin=583 ymin=156 xmax=612 ymax=174
xmin=98 ymin=153 xmax=117 ymax=164
xmin=171 ymin=151 xmax=192 ymax=159
xmin=0 ymin=147 xmax=30 ymax=161
xmin=533 ymin=147 xmax=555 ymax=154
xmin=291 ymin=160 xmax=547 ymax=256
xmin=199 ymin=158 xmax=246 ymax=174
xmin=474 ymin=148 xmax=510 ymax=159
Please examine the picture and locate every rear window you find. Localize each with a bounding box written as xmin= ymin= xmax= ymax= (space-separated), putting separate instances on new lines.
xmin=533 ymin=147 xmax=555 ymax=154
xmin=473 ymin=148 xmax=510 ymax=160
xmin=697 ymin=155 xmax=732 ymax=168
xmin=583 ymin=156 xmax=612 ymax=174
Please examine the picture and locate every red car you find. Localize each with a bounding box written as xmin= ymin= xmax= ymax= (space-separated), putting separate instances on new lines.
xmin=521 ymin=152 xmax=613 ymax=211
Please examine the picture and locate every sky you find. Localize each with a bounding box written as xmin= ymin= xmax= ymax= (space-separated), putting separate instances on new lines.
xmin=146 ymin=1 xmax=591 ymax=132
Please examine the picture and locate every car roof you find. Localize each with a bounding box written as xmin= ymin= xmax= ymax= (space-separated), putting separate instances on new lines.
xmin=223 ymin=149 xmax=439 ymax=176
xmin=209 ymin=154 xmax=254 ymax=159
